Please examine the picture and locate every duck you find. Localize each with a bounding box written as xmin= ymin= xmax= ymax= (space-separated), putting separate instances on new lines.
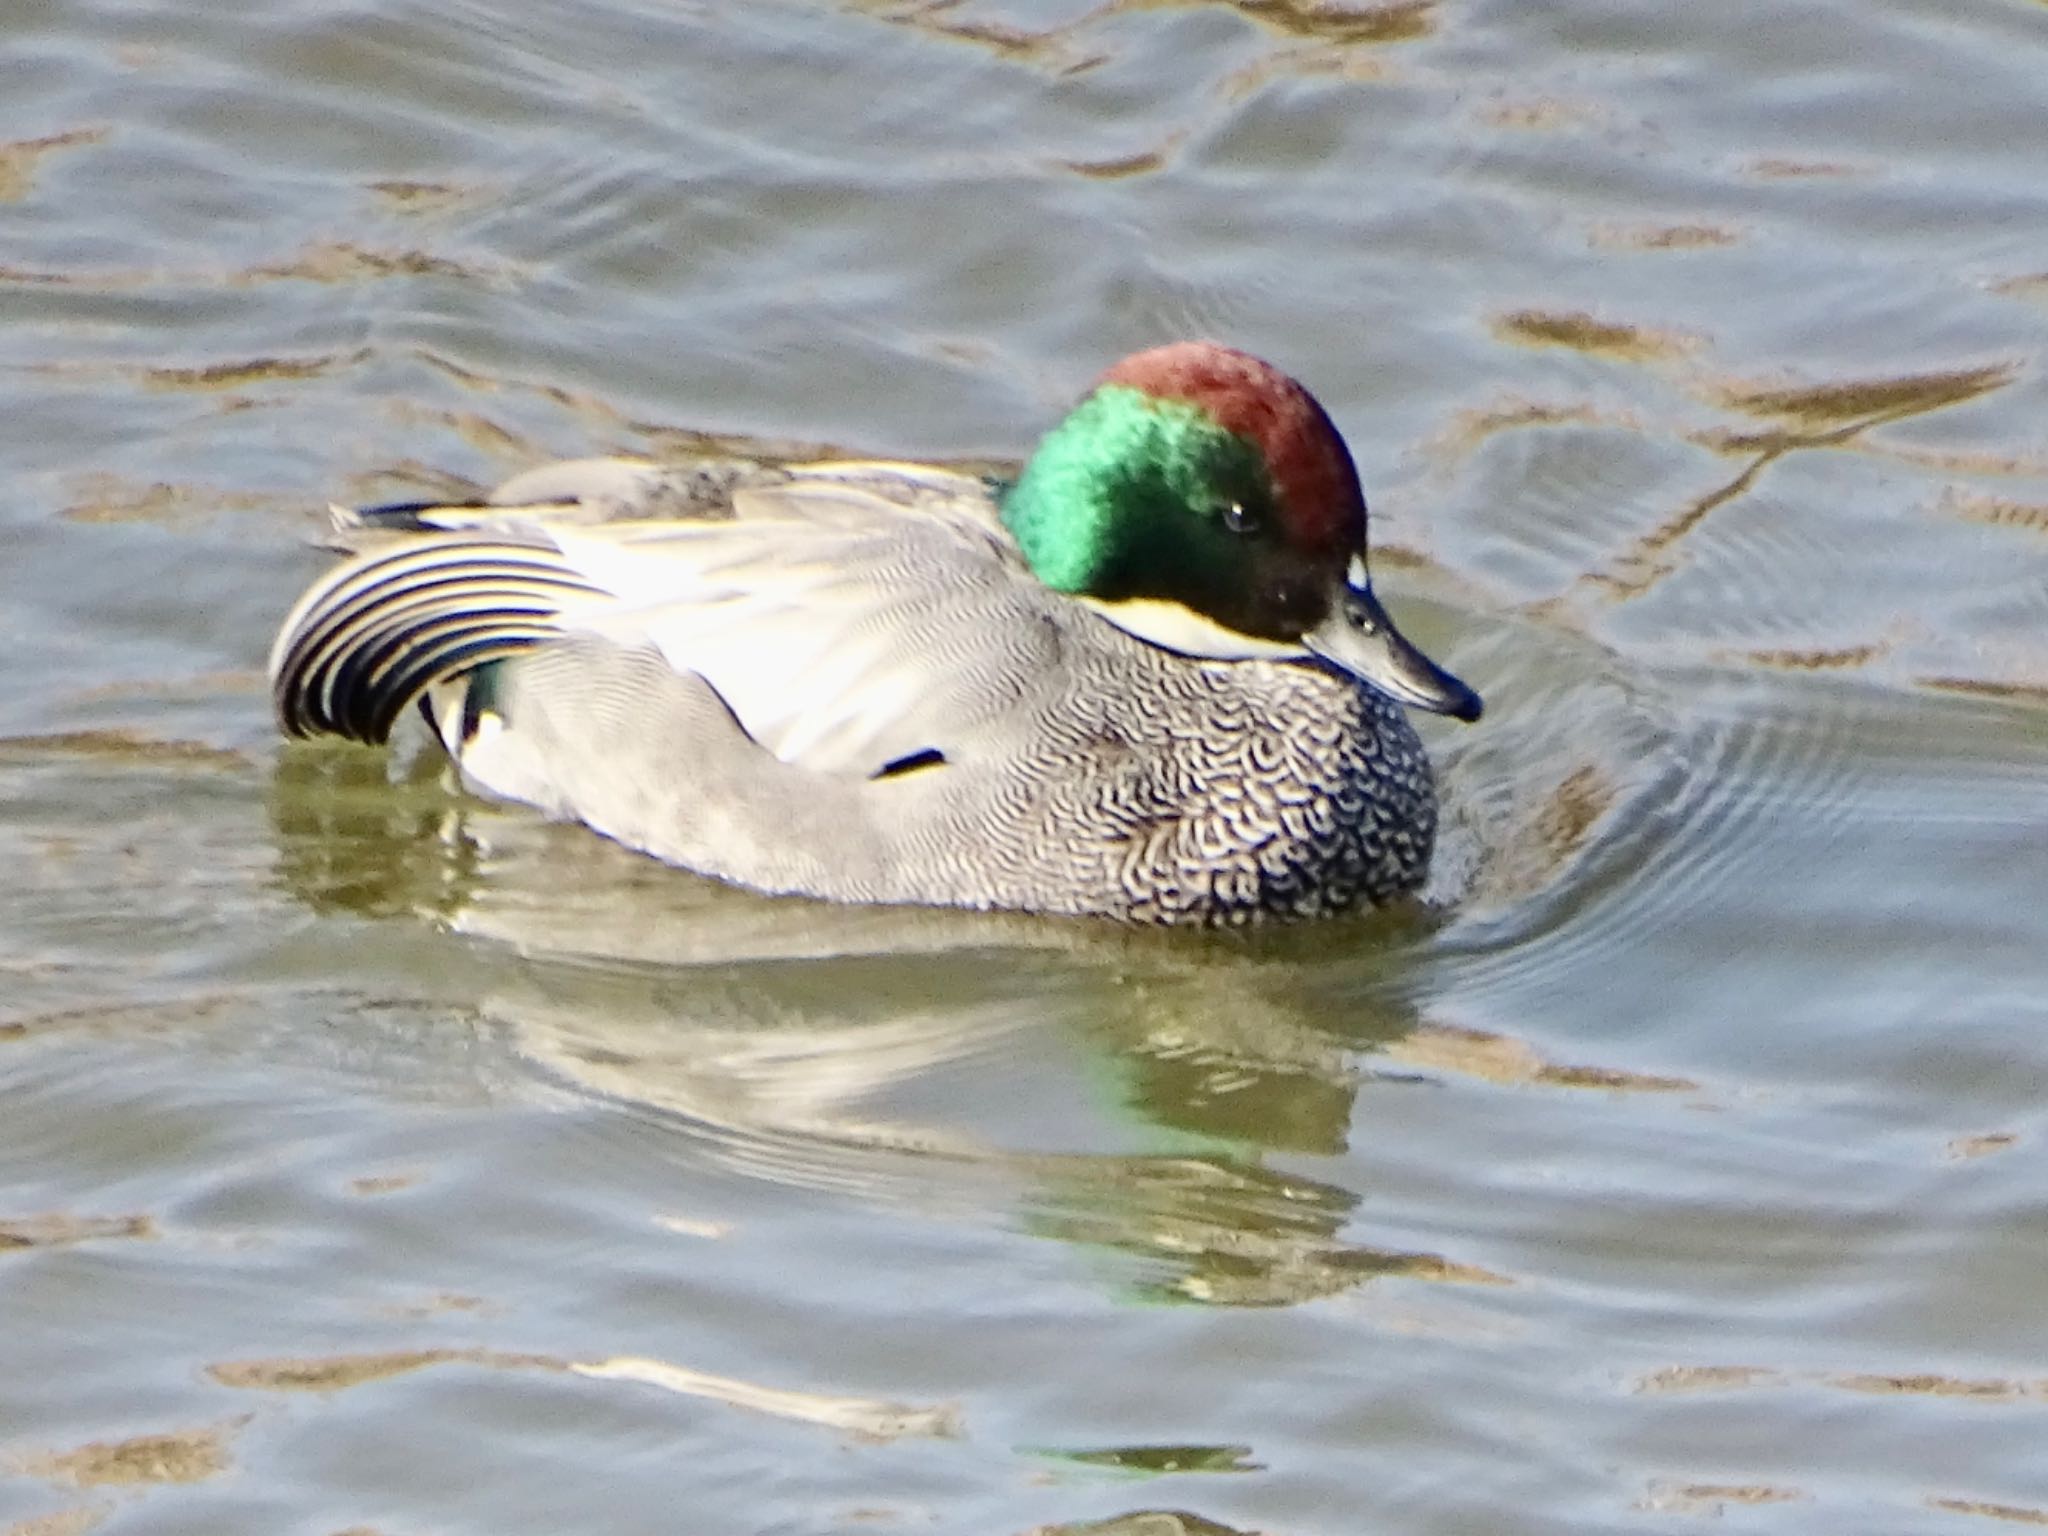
xmin=270 ymin=341 xmax=1482 ymax=926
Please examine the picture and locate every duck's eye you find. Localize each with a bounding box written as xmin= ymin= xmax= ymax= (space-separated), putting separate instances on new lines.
xmin=1221 ymin=501 xmax=1259 ymax=536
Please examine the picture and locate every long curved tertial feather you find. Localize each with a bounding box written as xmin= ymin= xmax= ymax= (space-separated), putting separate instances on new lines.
xmin=269 ymin=538 xmax=603 ymax=744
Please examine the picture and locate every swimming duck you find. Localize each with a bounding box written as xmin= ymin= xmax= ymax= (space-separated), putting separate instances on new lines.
xmin=270 ymin=342 xmax=1481 ymax=925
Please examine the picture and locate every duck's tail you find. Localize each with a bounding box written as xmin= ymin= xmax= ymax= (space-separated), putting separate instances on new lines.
xmin=269 ymin=534 xmax=603 ymax=746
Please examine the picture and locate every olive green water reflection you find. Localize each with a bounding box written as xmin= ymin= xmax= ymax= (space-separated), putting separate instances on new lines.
xmin=6 ymin=1 xmax=2048 ymax=1532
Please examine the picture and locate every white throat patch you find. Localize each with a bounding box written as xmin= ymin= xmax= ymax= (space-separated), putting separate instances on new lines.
xmin=1078 ymin=596 xmax=1308 ymax=662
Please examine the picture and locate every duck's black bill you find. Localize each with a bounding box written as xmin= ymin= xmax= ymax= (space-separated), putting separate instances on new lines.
xmin=1304 ymin=580 xmax=1483 ymax=723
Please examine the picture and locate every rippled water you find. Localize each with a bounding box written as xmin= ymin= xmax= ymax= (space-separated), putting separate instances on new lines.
xmin=6 ymin=1 xmax=2048 ymax=1532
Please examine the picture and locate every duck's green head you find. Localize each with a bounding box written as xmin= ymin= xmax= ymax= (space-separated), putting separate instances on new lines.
xmin=1000 ymin=341 xmax=1482 ymax=722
